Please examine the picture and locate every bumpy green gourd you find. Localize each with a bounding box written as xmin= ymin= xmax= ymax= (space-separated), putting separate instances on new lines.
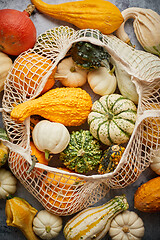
xmin=59 ymin=130 xmax=102 ymax=174
xmin=98 ymin=145 xmax=125 ymax=174
xmin=70 ymin=41 xmax=110 ymax=70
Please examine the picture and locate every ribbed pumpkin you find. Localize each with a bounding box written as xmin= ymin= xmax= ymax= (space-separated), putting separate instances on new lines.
xmin=88 ymin=94 xmax=137 ymax=145
xmin=98 ymin=145 xmax=125 ymax=174
xmin=59 ymin=130 xmax=102 ymax=174
xmin=12 ymin=52 xmax=56 ymax=96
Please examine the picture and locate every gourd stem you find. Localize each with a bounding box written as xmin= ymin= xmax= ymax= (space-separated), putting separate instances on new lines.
xmin=70 ymin=66 xmax=76 ymax=72
xmin=27 ymin=155 xmax=39 ymax=174
xmin=24 ymin=4 xmax=36 ymax=16
xmin=109 ymin=65 xmax=115 ymax=75
xmin=46 ymin=226 xmax=51 ymax=233
xmin=122 ymin=226 xmax=129 ymax=233
xmin=45 ymin=149 xmax=50 ymax=160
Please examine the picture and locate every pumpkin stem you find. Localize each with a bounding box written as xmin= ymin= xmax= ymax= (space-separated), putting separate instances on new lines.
xmin=109 ymin=65 xmax=115 ymax=75
xmin=45 ymin=226 xmax=51 ymax=233
xmin=6 ymin=194 xmax=14 ymax=200
xmin=70 ymin=66 xmax=76 ymax=72
xmin=45 ymin=150 xmax=50 ymax=160
xmin=122 ymin=226 xmax=130 ymax=233
xmin=27 ymin=155 xmax=39 ymax=174
xmin=24 ymin=4 xmax=35 ymax=16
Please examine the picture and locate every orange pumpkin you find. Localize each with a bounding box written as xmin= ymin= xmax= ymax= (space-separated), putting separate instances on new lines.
xmin=12 ymin=52 xmax=57 ymax=95
xmin=142 ymin=103 xmax=160 ymax=147
xmin=39 ymin=168 xmax=84 ymax=214
xmin=10 ymin=142 xmax=48 ymax=180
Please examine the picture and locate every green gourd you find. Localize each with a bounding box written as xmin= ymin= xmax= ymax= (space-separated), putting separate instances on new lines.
xmin=70 ymin=39 xmax=110 ymax=70
xmin=59 ymin=130 xmax=102 ymax=174
xmin=98 ymin=145 xmax=125 ymax=174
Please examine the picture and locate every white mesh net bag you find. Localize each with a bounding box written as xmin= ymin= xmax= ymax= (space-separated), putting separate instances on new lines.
xmin=1 ymin=26 xmax=160 ymax=216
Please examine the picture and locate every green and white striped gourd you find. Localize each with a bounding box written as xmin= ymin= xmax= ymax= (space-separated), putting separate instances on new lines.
xmin=64 ymin=195 xmax=129 ymax=240
xmin=88 ymin=94 xmax=137 ymax=145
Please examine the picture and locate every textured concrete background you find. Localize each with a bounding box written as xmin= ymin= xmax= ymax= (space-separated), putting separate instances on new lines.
xmin=0 ymin=0 xmax=160 ymax=239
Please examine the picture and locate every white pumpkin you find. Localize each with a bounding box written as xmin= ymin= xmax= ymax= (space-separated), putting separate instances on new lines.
xmin=0 ymin=168 xmax=17 ymax=199
xmin=32 ymin=120 xmax=70 ymax=159
xmin=88 ymin=66 xmax=117 ymax=96
xmin=0 ymin=52 xmax=12 ymax=92
xmin=33 ymin=210 xmax=62 ymax=240
xmin=55 ymin=57 xmax=88 ymax=87
xmin=150 ymin=148 xmax=160 ymax=175
xmin=109 ymin=210 xmax=145 ymax=240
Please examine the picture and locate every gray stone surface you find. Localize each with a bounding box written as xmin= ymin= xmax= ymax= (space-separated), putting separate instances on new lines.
xmin=0 ymin=0 xmax=160 ymax=239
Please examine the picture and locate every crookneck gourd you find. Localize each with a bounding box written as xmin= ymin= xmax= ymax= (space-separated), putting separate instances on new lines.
xmin=88 ymin=94 xmax=137 ymax=145
xmin=5 ymin=195 xmax=39 ymax=240
xmin=59 ymin=129 xmax=102 ymax=174
xmin=10 ymin=87 xmax=92 ymax=126
xmin=31 ymin=0 xmax=123 ymax=35
xmin=64 ymin=195 xmax=129 ymax=240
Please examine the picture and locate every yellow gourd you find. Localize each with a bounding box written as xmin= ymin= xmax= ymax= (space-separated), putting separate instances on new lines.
xmin=10 ymin=87 xmax=92 ymax=126
xmin=31 ymin=0 xmax=123 ymax=35
xmin=5 ymin=195 xmax=39 ymax=240
xmin=134 ymin=177 xmax=160 ymax=212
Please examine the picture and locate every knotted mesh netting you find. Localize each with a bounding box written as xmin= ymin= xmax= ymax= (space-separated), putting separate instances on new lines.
xmin=1 ymin=26 xmax=160 ymax=215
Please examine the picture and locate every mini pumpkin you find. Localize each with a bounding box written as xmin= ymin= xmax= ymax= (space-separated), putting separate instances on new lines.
xmin=88 ymin=94 xmax=137 ymax=145
xmin=88 ymin=66 xmax=117 ymax=96
xmin=55 ymin=57 xmax=88 ymax=87
xmin=33 ymin=210 xmax=62 ymax=240
xmin=32 ymin=120 xmax=70 ymax=159
xmin=12 ymin=52 xmax=57 ymax=96
xmin=109 ymin=210 xmax=145 ymax=240
xmin=0 ymin=168 xmax=17 ymax=199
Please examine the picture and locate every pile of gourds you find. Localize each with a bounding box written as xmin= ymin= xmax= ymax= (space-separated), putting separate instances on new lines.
xmin=1 ymin=0 xmax=160 ymax=239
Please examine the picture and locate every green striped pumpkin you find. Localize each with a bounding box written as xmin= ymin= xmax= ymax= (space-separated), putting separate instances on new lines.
xmin=88 ymin=94 xmax=137 ymax=145
xmin=64 ymin=195 xmax=129 ymax=240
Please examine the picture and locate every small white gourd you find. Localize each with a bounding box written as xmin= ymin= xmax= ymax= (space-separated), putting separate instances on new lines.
xmin=109 ymin=210 xmax=145 ymax=240
xmin=0 ymin=168 xmax=17 ymax=199
xmin=87 ymin=66 xmax=117 ymax=96
xmin=150 ymin=148 xmax=160 ymax=175
xmin=55 ymin=57 xmax=88 ymax=87
xmin=32 ymin=120 xmax=70 ymax=159
xmin=0 ymin=52 xmax=12 ymax=92
xmin=33 ymin=210 xmax=62 ymax=240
